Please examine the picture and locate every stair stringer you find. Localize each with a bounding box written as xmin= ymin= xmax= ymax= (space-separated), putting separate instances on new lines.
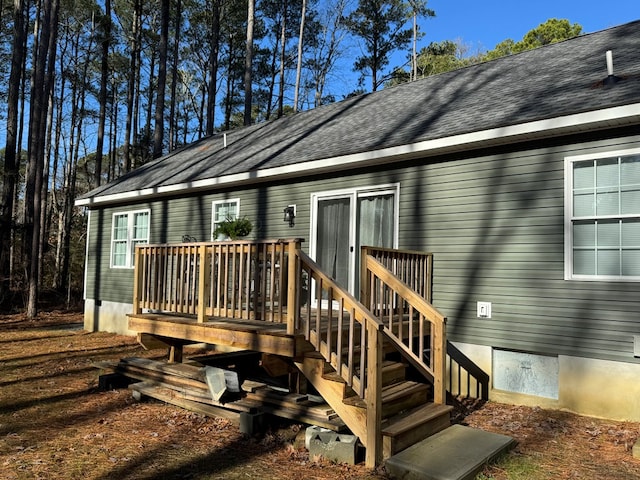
xmin=294 ymin=355 xmax=368 ymax=445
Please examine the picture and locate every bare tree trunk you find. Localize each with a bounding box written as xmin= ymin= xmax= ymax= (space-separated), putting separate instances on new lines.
xmin=293 ymin=0 xmax=306 ymax=112
xmin=243 ymin=0 xmax=254 ymax=126
xmin=265 ymin=44 xmax=278 ymax=120
xmin=108 ymin=79 xmax=118 ymax=182
xmin=26 ymin=0 xmax=59 ymax=318
xmin=277 ymin=0 xmax=287 ymax=119
xmin=223 ymin=32 xmax=235 ymax=131
xmin=312 ymin=0 xmax=347 ymax=107
xmin=1 ymin=0 xmax=26 ymax=301
xmin=153 ymin=0 xmax=170 ymax=158
xmin=168 ymin=0 xmax=181 ymax=150
xmin=95 ymin=0 xmax=111 ymax=186
xmin=50 ymin=60 xmax=65 ymax=287
xmin=205 ymin=0 xmax=221 ymax=136
xmin=123 ymin=0 xmax=141 ymax=173
xmin=143 ymin=48 xmax=154 ymax=161
xmin=38 ymin=80 xmax=55 ymax=287
xmin=55 ymin=23 xmax=91 ymax=292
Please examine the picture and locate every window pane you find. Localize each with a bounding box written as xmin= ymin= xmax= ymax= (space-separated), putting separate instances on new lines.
xmin=573 ymin=192 xmax=594 ymax=217
xmin=595 ymin=191 xmax=618 ymax=216
xmin=573 ymin=250 xmax=595 ymax=275
xmin=113 ymin=214 xmax=128 ymax=240
xmin=621 ymin=188 xmax=640 ymax=215
xmin=573 ymin=222 xmax=594 ymax=247
xmin=622 ymin=220 xmax=640 ymax=247
xmin=597 ymin=221 xmax=619 ymax=247
xmin=622 ymin=250 xmax=640 ymax=276
xmin=573 ymin=161 xmax=593 ymax=190
xmin=112 ymin=241 xmax=127 ymax=267
xmin=133 ymin=212 xmax=149 ymax=240
xmin=621 ymin=156 xmax=640 ymax=185
xmin=597 ymin=249 xmax=620 ymax=276
xmin=215 ymin=201 xmax=238 ymax=222
xmin=595 ymin=158 xmax=618 ymax=188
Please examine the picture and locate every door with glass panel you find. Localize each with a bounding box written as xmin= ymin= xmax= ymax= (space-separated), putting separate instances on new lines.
xmin=312 ymin=185 xmax=398 ymax=297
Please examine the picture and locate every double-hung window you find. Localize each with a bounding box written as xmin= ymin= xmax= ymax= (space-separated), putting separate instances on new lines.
xmin=565 ymin=149 xmax=640 ymax=280
xmin=211 ymin=199 xmax=240 ymax=240
xmin=111 ymin=209 xmax=150 ymax=268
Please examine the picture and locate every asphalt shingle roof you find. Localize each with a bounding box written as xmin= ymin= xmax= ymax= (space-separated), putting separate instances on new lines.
xmin=80 ymin=19 xmax=640 ymax=204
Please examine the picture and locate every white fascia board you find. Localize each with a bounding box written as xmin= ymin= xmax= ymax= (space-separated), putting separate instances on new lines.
xmin=75 ymin=103 xmax=640 ymax=208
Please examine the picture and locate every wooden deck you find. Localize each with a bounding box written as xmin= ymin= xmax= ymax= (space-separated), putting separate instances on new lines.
xmin=127 ymin=239 xmax=456 ymax=467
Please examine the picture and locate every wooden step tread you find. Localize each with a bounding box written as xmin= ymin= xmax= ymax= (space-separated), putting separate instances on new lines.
xmin=322 ymin=360 xmax=405 ymax=384
xmin=381 ymin=403 xmax=453 ymax=437
xmin=381 ymin=381 xmax=428 ymax=403
xmin=340 ymin=380 xmax=429 ymax=409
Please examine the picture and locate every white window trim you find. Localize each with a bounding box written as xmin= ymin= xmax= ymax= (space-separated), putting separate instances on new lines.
xmin=211 ymin=198 xmax=240 ymax=241
xmin=110 ymin=208 xmax=151 ymax=269
xmin=309 ymin=183 xmax=400 ymax=296
xmin=310 ymin=183 xmax=400 ymax=257
xmin=564 ymin=147 xmax=640 ymax=281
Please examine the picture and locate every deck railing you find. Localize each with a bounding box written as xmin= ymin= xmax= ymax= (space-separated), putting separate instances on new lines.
xmin=446 ymin=341 xmax=490 ymax=400
xmin=361 ymin=246 xmax=433 ymax=303
xmin=133 ymin=239 xmax=300 ymax=329
xmin=360 ymin=249 xmax=447 ymax=405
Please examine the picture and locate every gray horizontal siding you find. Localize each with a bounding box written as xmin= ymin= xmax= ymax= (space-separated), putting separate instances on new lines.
xmin=85 ymin=130 xmax=640 ymax=364
xmin=397 ymin=134 xmax=640 ymax=364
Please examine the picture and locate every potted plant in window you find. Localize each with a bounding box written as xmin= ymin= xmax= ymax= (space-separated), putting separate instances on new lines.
xmin=214 ymin=216 xmax=253 ymax=240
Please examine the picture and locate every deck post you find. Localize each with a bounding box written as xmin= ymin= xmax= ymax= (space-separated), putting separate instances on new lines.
xmin=360 ymin=246 xmax=370 ymax=305
xmin=433 ymin=317 xmax=447 ymax=404
xmin=197 ymin=244 xmax=210 ymax=323
xmin=365 ymin=322 xmax=383 ymax=468
xmin=132 ymin=246 xmax=143 ymax=314
xmin=286 ymin=240 xmax=298 ymax=335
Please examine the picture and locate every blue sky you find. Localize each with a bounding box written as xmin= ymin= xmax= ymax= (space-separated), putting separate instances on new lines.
xmin=332 ymin=1 xmax=638 ymax=95
xmin=423 ymin=0 xmax=637 ymax=53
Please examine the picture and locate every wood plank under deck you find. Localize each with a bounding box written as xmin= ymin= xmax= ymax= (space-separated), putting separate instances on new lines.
xmin=128 ymin=313 xmax=314 ymax=357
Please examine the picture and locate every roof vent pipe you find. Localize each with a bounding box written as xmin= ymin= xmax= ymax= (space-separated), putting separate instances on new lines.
xmin=604 ymin=50 xmax=621 ymax=87
xmin=223 ymin=133 xmax=227 ymax=148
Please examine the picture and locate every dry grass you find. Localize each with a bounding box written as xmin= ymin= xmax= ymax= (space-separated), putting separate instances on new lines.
xmin=466 ymin=402 xmax=640 ymax=479
xmin=1 ymin=310 xmax=640 ymax=480
xmin=0 ymin=311 xmax=385 ymax=480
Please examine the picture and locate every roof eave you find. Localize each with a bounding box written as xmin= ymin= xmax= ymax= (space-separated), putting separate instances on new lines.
xmin=75 ymin=103 xmax=640 ymax=208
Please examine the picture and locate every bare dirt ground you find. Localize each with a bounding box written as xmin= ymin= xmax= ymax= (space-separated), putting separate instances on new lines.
xmin=1 ymin=310 xmax=640 ymax=480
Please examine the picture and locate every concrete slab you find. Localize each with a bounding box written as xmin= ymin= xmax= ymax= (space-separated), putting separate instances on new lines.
xmin=385 ymin=424 xmax=516 ymax=480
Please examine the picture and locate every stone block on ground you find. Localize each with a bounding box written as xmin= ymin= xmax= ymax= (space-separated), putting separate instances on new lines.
xmin=308 ymin=430 xmax=361 ymax=465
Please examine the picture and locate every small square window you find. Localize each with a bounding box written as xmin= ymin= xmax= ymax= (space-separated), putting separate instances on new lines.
xmin=211 ymin=199 xmax=240 ymax=240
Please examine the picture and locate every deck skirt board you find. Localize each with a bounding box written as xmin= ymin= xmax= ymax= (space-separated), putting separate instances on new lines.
xmin=128 ymin=313 xmax=304 ymax=357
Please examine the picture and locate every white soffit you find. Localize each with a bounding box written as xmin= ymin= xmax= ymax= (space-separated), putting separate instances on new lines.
xmin=76 ymin=103 xmax=640 ymax=207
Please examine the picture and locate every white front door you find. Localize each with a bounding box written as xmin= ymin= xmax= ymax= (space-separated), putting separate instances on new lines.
xmin=311 ymin=184 xmax=399 ymax=296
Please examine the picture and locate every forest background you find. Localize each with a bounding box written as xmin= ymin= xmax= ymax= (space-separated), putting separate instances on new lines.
xmin=0 ymin=0 xmax=591 ymax=317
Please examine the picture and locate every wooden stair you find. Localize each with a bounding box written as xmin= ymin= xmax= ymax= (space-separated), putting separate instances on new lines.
xmin=295 ymin=351 xmax=452 ymax=461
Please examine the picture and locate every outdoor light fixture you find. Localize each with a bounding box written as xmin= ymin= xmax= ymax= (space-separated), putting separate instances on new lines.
xmin=283 ymin=205 xmax=296 ymax=227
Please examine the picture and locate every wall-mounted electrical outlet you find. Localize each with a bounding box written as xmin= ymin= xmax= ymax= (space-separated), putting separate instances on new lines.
xmin=477 ymin=301 xmax=492 ymax=318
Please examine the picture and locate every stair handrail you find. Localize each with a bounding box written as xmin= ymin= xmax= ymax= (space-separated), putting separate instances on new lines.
xmin=447 ymin=340 xmax=490 ymax=400
xmin=363 ymin=255 xmax=448 ymax=405
xmin=293 ymin=248 xmax=384 ymax=466
xmin=293 ymin=249 xmax=384 ymax=388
